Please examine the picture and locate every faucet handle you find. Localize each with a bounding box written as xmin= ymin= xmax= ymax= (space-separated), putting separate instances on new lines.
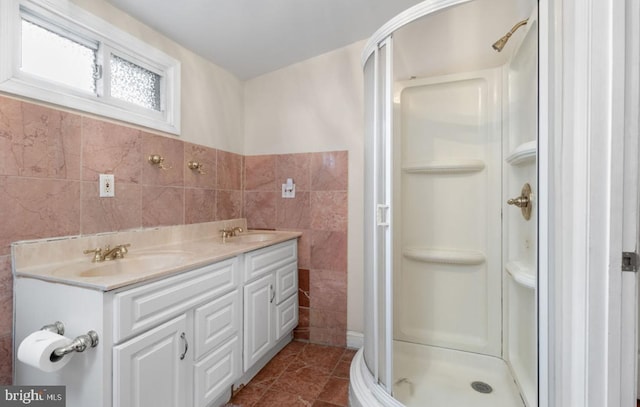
xmin=83 ymin=248 xmax=103 ymax=263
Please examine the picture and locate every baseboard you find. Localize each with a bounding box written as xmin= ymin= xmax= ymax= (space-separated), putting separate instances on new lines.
xmin=347 ymin=331 xmax=364 ymax=349
xmin=637 ymin=352 xmax=640 ymax=399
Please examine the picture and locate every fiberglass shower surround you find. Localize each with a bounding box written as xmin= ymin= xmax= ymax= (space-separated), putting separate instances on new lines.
xmin=351 ymin=0 xmax=538 ymax=406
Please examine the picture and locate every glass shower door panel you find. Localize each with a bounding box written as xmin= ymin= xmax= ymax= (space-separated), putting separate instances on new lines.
xmin=363 ymin=41 xmax=394 ymax=392
xmin=394 ymin=71 xmax=502 ymax=357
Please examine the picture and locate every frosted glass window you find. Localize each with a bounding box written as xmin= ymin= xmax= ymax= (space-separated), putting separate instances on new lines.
xmin=2 ymin=1 xmax=180 ymax=133
xmin=21 ymin=19 xmax=97 ymax=93
xmin=110 ymin=55 xmax=161 ymax=111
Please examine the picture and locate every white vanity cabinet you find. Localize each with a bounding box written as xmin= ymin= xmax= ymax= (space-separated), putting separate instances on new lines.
xmin=14 ymin=256 xmax=244 ymax=407
xmin=14 ymin=233 xmax=300 ymax=407
xmin=112 ymin=257 xmax=242 ymax=407
xmin=243 ymin=240 xmax=298 ymax=372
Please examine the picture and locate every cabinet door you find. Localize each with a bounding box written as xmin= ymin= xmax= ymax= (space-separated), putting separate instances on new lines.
xmin=243 ymin=273 xmax=274 ymax=371
xmin=113 ymin=315 xmax=188 ymax=407
xmin=275 ymin=293 xmax=299 ymax=341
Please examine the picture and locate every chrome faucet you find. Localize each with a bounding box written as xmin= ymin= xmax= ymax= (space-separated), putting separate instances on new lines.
xmin=84 ymin=244 xmax=131 ymax=262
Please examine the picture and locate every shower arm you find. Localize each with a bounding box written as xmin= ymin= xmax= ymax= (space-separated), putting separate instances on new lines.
xmin=505 ymin=19 xmax=528 ymax=38
xmin=492 ymin=19 xmax=528 ymax=52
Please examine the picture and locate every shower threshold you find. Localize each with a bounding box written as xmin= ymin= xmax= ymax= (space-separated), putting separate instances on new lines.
xmin=393 ymin=341 xmax=524 ymax=407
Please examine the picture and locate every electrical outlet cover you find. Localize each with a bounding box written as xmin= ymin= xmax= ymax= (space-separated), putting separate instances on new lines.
xmin=100 ymin=174 xmax=115 ymax=197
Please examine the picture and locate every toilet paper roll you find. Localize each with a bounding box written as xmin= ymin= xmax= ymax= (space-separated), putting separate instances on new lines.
xmin=18 ymin=330 xmax=75 ymax=372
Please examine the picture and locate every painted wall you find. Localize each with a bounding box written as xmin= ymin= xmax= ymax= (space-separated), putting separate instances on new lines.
xmin=70 ymin=0 xmax=245 ymax=153
xmin=244 ymin=41 xmax=365 ymax=336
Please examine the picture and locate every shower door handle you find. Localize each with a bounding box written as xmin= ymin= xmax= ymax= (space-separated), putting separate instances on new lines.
xmin=377 ymin=204 xmax=390 ymax=226
xmin=507 ymin=183 xmax=532 ymax=220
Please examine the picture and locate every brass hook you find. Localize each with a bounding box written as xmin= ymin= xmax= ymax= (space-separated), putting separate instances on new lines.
xmin=187 ymin=160 xmax=206 ymax=175
xmin=148 ymin=154 xmax=171 ymax=170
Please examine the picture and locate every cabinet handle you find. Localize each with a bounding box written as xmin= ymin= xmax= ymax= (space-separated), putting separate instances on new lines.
xmin=270 ymin=284 xmax=275 ymax=303
xmin=179 ymin=332 xmax=188 ymax=360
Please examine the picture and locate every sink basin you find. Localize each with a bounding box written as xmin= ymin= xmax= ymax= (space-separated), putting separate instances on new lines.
xmin=51 ymin=251 xmax=193 ymax=278
xmin=227 ymin=232 xmax=279 ymax=244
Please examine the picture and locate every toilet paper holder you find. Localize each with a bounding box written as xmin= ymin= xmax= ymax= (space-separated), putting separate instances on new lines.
xmin=40 ymin=321 xmax=99 ymax=361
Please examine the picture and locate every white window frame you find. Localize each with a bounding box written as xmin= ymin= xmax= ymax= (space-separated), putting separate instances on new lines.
xmin=0 ymin=0 xmax=181 ymax=135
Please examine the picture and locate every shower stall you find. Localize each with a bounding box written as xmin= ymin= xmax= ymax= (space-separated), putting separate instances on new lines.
xmin=351 ymin=0 xmax=539 ymax=406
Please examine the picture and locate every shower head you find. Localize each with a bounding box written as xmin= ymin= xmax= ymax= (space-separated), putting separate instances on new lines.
xmin=491 ymin=36 xmax=510 ymax=52
xmin=492 ymin=19 xmax=528 ymax=52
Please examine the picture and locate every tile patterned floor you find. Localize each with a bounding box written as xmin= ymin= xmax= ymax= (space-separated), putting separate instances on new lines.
xmin=227 ymin=341 xmax=355 ymax=407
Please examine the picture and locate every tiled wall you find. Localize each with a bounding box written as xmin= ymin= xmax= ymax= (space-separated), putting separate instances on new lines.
xmin=244 ymin=152 xmax=348 ymax=346
xmin=0 ymin=95 xmax=349 ymax=383
xmin=0 ymin=95 xmax=244 ymax=384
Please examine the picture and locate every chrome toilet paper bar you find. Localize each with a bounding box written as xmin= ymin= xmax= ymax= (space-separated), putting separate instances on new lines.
xmin=39 ymin=321 xmax=99 ymax=361
xmin=40 ymin=321 xmax=64 ymax=335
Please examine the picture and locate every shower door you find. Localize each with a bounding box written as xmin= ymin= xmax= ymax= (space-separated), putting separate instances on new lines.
xmin=363 ymin=37 xmax=395 ymax=394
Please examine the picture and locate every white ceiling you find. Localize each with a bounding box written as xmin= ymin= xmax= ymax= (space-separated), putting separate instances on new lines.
xmin=105 ymin=0 xmax=425 ymax=80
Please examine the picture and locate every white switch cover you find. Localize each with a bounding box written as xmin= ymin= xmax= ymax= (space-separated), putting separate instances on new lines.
xmin=99 ymin=174 xmax=115 ymax=197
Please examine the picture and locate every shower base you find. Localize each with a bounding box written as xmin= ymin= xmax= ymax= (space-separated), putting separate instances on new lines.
xmin=393 ymin=341 xmax=524 ymax=407
xmin=349 ymin=342 xmax=524 ymax=407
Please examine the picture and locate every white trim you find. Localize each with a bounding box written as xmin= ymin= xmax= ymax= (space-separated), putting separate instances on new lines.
xmin=0 ymin=0 xmax=181 ymax=135
xmin=537 ymin=0 xmax=556 ymax=405
xmin=347 ymin=331 xmax=364 ymax=349
xmin=349 ymin=349 xmax=405 ymax=407
xmin=360 ymin=0 xmax=471 ymax=68
xmin=549 ymin=0 xmax=634 ymax=405
xmin=622 ymin=0 xmax=640 ymax=404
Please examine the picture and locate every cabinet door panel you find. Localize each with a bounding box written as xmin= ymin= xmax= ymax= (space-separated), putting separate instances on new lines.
xmin=194 ymin=289 xmax=241 ymax=359
xmin=113 ymin=315 xmax=187 ymax=407
xmin=243 ymin=274 xmax=274 ymax=371
xmin=275 ymin=261 xmax=297 ymax=304
xmin=194 ymin=335 xmax=241 ymax=406
xmin=275 ymin=293 xmax=299 ymax=341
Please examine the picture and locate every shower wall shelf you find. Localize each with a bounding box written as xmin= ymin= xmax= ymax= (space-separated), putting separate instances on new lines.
xmin=402 ymin=248 xmax=486 ymax=265
xmin=505 ymin=260 xmax=536 ymax=289
xmin=506 ymin=141 xmax=536 ymax=166
xmin=402 ymin=159 xmax=485 ymax=174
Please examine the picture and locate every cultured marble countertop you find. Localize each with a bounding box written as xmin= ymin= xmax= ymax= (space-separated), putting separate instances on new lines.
xmin=11 ymin=219 xmax=301 ymax=292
